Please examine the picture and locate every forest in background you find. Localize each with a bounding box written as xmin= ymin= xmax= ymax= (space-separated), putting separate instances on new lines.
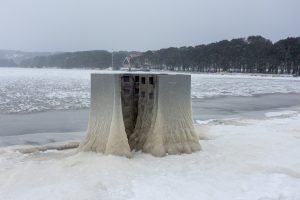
xmin=133 ymin=36 xmax=300 ymax=75
xmin=20 ymin=51 xmax=131 ymax=69
xmin=1 ymin=36 xmax=299 ymax=74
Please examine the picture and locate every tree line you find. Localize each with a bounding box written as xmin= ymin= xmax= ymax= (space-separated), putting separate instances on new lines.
xmin=132 ymin=36 xmax=300 ymax=75
xmin=0 ymin=59 xmax=17 ymax=67
xmin=19 ymin=50 xmax=130 ymax=69
xmin=2 ymin=36 xmax=300 ymax=75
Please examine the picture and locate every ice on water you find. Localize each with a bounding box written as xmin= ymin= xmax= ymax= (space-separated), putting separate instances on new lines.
xmin=191 ymin=73 xmax=300 ymax=98
xmin=1 ymin=67 xmax=300 ymax=113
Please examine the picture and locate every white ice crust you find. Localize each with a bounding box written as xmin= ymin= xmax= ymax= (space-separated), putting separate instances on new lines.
xmin=1 ymin=67 xmax=300 ymax=113
xmin=1 ymin=111 xmax=300 ymax=200
xmin=79 ymin=74 xmax=131 ymax=157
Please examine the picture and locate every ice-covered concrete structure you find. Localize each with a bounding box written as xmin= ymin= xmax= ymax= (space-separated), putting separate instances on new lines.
xmin=79 ymin=73 xmax=201 ymax=157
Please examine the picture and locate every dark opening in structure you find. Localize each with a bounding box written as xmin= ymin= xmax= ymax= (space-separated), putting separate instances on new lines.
xmin=121 ymin=75 xmax=139 ymax=143
xmin=123 ymin=76 xmax=130 ymax=82
xmin=141 ymin=77 xmax=146 ymax=84
xmin=120 ymin=74 xmax=156 ymax=150
xmin=149 ymin=77 xmax=154 ymax=85
xmin=135 ymin=76 xmax=139 ymax=82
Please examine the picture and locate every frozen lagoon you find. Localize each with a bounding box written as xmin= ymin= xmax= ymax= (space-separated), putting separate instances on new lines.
xmin=0 ymin=67 xmax=300 ymax=199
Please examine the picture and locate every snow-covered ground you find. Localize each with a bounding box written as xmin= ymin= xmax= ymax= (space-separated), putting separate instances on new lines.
xmin=0 ymin=110 xmax=300 ymax=200
xmin=1 ymin=67 xmax=300 ymax=113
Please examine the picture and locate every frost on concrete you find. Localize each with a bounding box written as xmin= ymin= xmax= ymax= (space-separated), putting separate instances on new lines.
xmin=79 ymin=74 xmax=131 ymax=157
xmin=79 ymin=73 xmax=201 ymax=157
xmin=141 ymin=74 xmax=201 ymax=156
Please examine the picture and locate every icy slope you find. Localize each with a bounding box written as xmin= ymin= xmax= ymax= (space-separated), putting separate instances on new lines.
xmin=1 ymin=111 xmax=300 ymax=200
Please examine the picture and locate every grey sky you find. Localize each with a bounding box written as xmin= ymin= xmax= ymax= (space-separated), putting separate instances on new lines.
xmin=0 ymin=0 xmax=299 ymax=52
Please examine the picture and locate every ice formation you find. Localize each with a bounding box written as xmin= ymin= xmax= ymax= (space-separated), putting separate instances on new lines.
xmin=2 ymin=67 xmax=300 ymax=114
xmin=79 ymin=73 xmax=201 ymax=157
xmin=1 ymin=111 xmax=300 ymax=200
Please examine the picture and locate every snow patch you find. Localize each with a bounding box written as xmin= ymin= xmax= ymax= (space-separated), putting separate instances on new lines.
xmin=265 ymin=110 xmax=298 ymax=118
xmin=196 ymin=119 xmax=217 ymax=125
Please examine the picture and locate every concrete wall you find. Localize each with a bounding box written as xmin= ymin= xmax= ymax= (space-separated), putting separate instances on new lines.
xmin=80 ymin=73 xmax=201 ymax=157
xmin=79 ymin=74 xmax=131 ymax=157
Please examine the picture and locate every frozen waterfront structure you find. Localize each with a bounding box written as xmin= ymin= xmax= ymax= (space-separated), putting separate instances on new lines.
xmin=79 ymin=73 xmax=201 ymax=157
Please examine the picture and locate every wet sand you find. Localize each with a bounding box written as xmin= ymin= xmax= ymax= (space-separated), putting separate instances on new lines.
xmin=1 ymin=93 xmax=300 ymax=137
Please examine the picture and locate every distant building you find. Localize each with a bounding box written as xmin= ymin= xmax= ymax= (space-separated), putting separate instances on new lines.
xmin=80 ymin=73 xmax=201 ymax=157
xmin=122 ymin=56 xmax=131 ymax=69
xmin=122 ymin=54 xmax=143 ymax=70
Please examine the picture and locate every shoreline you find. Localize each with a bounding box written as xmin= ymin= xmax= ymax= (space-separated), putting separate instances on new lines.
xmin=1 ymin=93 xmax=300 ymax=138
xmin=1 ymin=67 xmax=299 ymax=78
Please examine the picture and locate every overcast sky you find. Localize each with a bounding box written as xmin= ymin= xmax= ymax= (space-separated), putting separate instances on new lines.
xmin=0 ymin=0 xmax=299 ymax=52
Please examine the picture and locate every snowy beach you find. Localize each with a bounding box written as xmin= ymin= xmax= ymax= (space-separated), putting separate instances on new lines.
xmin=0 ymin=67 xmax=300 ymax=200
xmin=1 ymin=110 xmax=300 ymax=200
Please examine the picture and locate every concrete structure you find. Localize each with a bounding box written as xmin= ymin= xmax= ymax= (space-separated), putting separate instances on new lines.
xmin=79 ymin=73 xmax=201 ymax=157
